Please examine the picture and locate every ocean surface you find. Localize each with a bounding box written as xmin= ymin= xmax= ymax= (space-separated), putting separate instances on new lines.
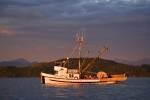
xmin=0 ymin=78 xmax=150 ymax=100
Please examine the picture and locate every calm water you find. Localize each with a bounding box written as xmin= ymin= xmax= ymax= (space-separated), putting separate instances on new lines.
xmin=0 ymin=78 xmax=150 ymax=100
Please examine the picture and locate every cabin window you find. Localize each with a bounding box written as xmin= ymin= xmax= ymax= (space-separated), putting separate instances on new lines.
xmin=69 ymin=74 xmax=73 ymax=78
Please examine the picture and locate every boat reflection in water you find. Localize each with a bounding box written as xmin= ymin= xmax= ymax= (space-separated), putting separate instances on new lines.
xmin=44 ymin=81 xmax=81 ymax=88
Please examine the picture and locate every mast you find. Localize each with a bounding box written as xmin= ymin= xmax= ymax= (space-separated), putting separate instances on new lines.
xmin=76 ymin=32 xmax=84 ymax=78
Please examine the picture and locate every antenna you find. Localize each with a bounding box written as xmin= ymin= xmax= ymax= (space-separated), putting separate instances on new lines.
xmin=76 ymin=32 xmax=85 ymax=44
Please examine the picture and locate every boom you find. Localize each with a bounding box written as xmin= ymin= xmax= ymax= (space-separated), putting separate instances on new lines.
xmin=81 ymin=46 xmax=108 ymax=73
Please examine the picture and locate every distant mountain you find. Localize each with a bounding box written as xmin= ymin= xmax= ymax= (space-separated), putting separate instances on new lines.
xmin=134 ymin=58 xmax=150 ymax=65
xmin=0 ymin=58 xmax=32 ymax=67
xmin=115 ymin=59 xmax=133 ymax=65
xmin=0 ymin=58 xmax=150 ymax=77
xmin=115 ymin=58 xmax=150 ymax=65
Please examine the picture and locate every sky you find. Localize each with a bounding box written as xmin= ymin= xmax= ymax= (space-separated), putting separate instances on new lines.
xmin=0 ymin=0 xmax=150 ymax=62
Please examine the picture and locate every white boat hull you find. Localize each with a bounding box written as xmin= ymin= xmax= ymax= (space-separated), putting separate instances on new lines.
xmin=41 ymin=72 xmax=100 ymax=83
xmin=41 ymin=72 xmax=127 ymax=84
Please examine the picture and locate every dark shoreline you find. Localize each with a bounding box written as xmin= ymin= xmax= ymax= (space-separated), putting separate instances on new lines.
xmin=0 ymin=66 xmax=150 ymax=77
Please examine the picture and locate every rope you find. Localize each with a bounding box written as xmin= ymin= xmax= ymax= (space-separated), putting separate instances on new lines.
xmin=69 ymin=44 xmax=78 ymax=58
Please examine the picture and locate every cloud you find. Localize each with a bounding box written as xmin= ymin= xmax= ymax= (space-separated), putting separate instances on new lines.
xmin=0 ymin=27 xmax=16 ymax=37
xmin=0 ymin=0 xmax=150 ymax=22
xmin=0 ymin=0 xmax=150 ymax=61
xmin=0 ymin=0 xmax=150 ymax=35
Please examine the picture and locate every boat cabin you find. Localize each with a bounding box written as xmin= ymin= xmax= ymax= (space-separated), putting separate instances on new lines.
xmin=68 ymin=69 xmax=80 ymax=79
xmin=54 ymin=66 xmax=80 ymax=79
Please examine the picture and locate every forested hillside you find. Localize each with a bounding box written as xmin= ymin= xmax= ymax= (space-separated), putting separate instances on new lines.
xmin=0 ymin=58 xmax=150 ymax=77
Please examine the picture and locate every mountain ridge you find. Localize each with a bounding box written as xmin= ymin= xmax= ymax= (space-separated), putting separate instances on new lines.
xmin=115 ymin=58 xmax=150 ymax=65
xmin=1 ymin=57 xmax=150 ymax=67
xmin=0 ymin=58 xmax=150 ymax=77
xmin=0 ymin=58 xmax=32 ymax=67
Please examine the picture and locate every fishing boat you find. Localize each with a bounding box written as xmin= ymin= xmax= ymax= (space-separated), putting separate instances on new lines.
xmin=41 ymin=33 xmax=127 ymax=84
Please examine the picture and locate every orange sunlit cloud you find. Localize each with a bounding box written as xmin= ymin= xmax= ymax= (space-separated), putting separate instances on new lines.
xmin=0 ymin=27 xmax=16 ymax=37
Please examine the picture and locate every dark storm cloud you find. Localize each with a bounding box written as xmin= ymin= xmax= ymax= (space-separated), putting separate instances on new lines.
xmin=0 ymin=0 xmax=38 ymax=7
xmin=0 ymin=0 xmax=149 ymax=37
xmin=1 ymin=0 xmax=149 ymax=38
xmin=1 ymin=0 xmax=150 ymax=23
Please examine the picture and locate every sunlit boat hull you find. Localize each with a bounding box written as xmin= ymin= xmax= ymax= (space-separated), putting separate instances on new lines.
xmin=41 ymin=72 xmax=127 ymax=84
